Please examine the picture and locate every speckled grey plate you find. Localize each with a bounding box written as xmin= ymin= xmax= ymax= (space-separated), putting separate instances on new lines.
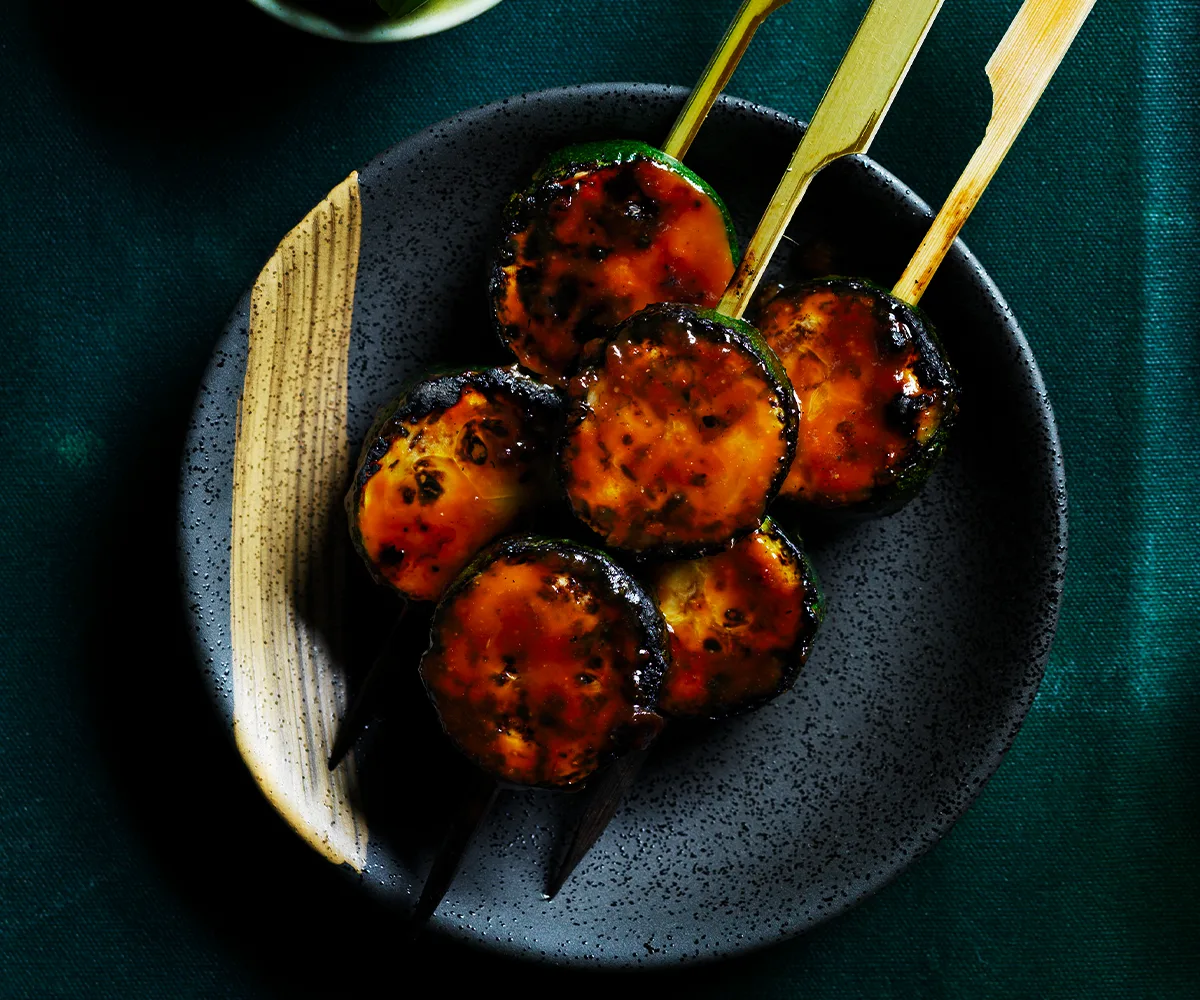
xmin=180 ymin=84 xmax=1067 ymax=967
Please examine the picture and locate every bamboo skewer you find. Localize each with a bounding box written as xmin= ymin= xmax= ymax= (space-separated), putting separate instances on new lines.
xmin=718 ymin=0 xmax=945 ymax=319
xmin=662 ymin=0 xmax=796 ymax=160
xmin=331 ymin=0 xmax=795 ymax=779
xmin=330 ymin=0 xmax=795 ymax=779
xmin=407 ymin=769 xmax=500 ymax=937
xmin=547 ymin=0 xmax=945 ymax=898
xmin=327 ymin=603 xmax=412 ymax=772
xmin=546 ymin=750 xmax=649 ymax=899
xmin=392 ymin=0 xmax=803 ymax=926
xmin=548 ymin=0 xmax=1096 ymax=901
xmin=892 ymin=0 xmax=1095 ymax=305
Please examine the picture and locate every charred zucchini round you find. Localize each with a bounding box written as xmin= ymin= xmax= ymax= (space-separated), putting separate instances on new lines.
xmin=752 ymin=277 xmax=959 ymax=511
xmin=560 ymin=302 xmax=799 ymax=557
xmin=419 ymin=535 xmax=668 ymax=789
xmin=345 ymin=367 xmax=564 ymax=603
xmin=491 ymin=139 xmax=738 ymax=380
xmin=653 ymin=518 xmax=824 ymax=720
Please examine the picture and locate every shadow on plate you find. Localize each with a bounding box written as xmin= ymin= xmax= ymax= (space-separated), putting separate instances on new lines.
xmin=77 ymin=371 xmax=828 ymax=989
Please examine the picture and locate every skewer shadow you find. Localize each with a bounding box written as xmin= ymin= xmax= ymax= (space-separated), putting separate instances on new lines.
xmin=335 ymin=571 xmax=470 ymax=873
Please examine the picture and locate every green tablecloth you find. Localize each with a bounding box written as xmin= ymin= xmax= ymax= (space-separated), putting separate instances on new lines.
xmin=2 ymin=0 xmax=1195 ymax=994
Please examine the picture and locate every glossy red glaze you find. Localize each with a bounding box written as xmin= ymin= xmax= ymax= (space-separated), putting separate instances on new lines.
xmin=655 ymin=526 xmax=815 ymax=717
xmin=353 ymin=387 xmax=552 ymax=602
xmin=495 ymin=158 xmax=735 ymax=378
xmin=421 ymin=550 xmax=661 ymax=788
xmin=755 ymin=283 xmax=951 ymax=506
xmin=562 ymin=307 xmax=791 ymax=553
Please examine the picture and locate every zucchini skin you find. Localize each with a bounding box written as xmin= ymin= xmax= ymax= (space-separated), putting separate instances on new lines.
xmin=490 ymin=139 xmax=739 ymax=380
xmin=653 ymin=517 xmax=824 ymax=720
xmin=751 ymin=276 xmax=959 ymax=513
xmin=345 ymin=366 xmax=565 ymax=603
xmin=560 ymin=302 xmax=799 ymax=559
xmin=419 ymin=534 xmax=669 ymax=790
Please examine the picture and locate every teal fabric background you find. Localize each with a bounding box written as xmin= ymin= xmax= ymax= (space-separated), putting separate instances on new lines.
xmin=2 ymin=0 xmax=1196 ymax=995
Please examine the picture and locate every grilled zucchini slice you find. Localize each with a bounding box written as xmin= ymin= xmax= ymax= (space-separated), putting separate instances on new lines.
xmin=752 ymin=276 xmax=959 ymax=512
xmin=653 ymin=518 xmax=823 ymax=719
xmin=419 ymin=535 xmax=668 ymax=789
xmin=491 ymin=139 xmax=738 ymax=380
xmin=345 ymin=367 xmax=564 ymax=603
xmin=560 ymin=302 xmax=798 ymax=557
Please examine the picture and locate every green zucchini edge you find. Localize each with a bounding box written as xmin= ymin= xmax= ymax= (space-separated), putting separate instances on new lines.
xmin=489 ymin=139 xmax=741 ymax=372
xmin=527 ymin=139 xmax=740 ymax=260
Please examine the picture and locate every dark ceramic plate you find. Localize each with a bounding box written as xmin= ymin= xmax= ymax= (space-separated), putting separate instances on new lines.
xmin=180 ymin=84 xmax=1066 ymax=967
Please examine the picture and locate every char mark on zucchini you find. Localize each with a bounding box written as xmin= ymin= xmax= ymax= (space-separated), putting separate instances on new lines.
xmin=345 ymin=367 xmax=564 ymax=603
xmin=560 ymin=302 xmax=798 ymax=557
xmin=419 ymin=535 xmax=668 ymax=790
xmin=751 ymin=276 xmax=959 ymax=513
xmin=491 ymin=140 xmax=738 ymax=380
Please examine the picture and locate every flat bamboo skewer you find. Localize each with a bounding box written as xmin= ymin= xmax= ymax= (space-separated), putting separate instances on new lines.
xmin=546 ymin=748 xmax=650 ymax=899
xmin=718 ymin=0 xmax=945 ymax=319
xmin=548 ymin=0 xmax=945 ymax=898
xmin=394 ymin=0 xmax=803 ymax=929
xmin=331 ymin=0 xmax=795 ymax=773
xmin=406 ymin=769 xmax=500 ymax=940
xmin=892 ymin=0 xmax=1095 ymax=305
xmin=327 ymin=603 xmax=411 ymax=772
xmin=549 ymin=0 xmax=1096 ymax=902
xmin=329 ymin=0 xmax=796 ymax=779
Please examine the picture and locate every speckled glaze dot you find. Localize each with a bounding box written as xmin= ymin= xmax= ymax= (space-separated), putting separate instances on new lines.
xmin=179 ymin=84 xmax=1067 ymax=968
